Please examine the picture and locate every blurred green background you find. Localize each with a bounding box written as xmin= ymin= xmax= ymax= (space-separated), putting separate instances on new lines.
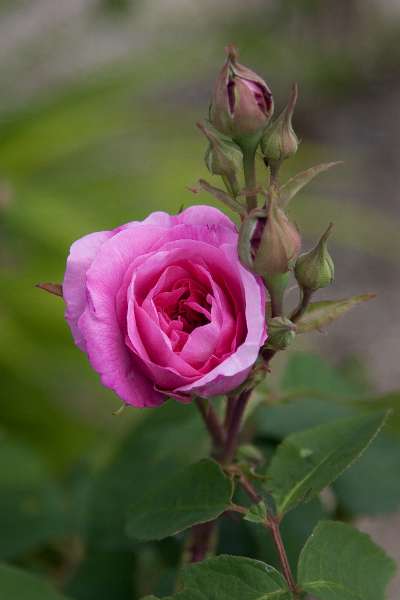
xmin=0 ymin=0 xmax=400 ymax=598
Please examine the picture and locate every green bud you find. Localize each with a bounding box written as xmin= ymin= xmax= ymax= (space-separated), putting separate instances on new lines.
xmin=295 ymin=223 xmax=335 ymax=291
xmin=197 ymin=121 xmax=243 ymax=197
xmin=253 ymin=192 xmax=301 ymax=277
xmin=266 ymin=316 xmax=296 ymax=351
xmin=261 ymin=83 xmax=298 ymax=169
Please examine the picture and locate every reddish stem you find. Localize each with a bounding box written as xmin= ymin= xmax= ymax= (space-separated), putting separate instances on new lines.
xmin=195 ymin=397 xmax=225 ymax=450
xmin=220 ymin=388 xmax=253 ymax=464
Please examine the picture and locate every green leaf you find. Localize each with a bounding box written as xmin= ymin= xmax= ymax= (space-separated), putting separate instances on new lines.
xmin=334 ymin=432 xmax=400 ymax=515
xmin=244 ymin=501 xmax=268 ymax=524
xmin=279 ymin=162 xmax=342 ymax=208
xmin=0 ymin=436 xmax=67 ymax=559
xmin=296 ymin=294 xmax=375 ymax=334
xmin=88 ymin=401 xmax=209 ymax=549
xmin=0 ymin=563 xmax=71 ymax=600
xmin=298 ymin=521 xmax=396 ymax=600
xmin=126 ymin=459 xmax=232 ymax=541
xmin=170 ymin=555 xmax=293 ymax=599
xmin=267 ymin=412 xmax=387 ymax=515
xmin=66 ymin=549 xmax=136 ymax=600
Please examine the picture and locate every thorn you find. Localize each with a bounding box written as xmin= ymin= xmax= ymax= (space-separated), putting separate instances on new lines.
xmin=36 ymin=282 xmax=63 ymax=297
xmin=113 ymin=403 xmax=126 ymax=416
xmin=187 ymin=185 xmax=200 ymax=195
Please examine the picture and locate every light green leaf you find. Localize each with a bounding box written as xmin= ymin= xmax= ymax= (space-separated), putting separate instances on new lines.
xmin=244 ymin=501 xmax=268 ymax=524
xmin=171 ymin=555 xmax=293 ymax=599
xmin=298 ymin=521 xmax=396 ymax=600
xmin=0 ymin=563 xmax=71 ymax=600
xmin=126 ymin=459 xmax=232 ymax=541
xmin=296 ymin=294 xmax=375 ymax=334
xmin=280 ymin=162 xmax=342 ymax=208
xmin=267 ymin=412 xmax=387 ymax=515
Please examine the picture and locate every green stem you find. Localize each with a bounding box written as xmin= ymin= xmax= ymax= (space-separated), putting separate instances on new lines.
xmin=290 ymin=287 xmax=313 ymax=322
xmin=243 ymin=145 xmax=258 ymax=211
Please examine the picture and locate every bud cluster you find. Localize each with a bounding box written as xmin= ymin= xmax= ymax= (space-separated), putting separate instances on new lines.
xmin=197 ymin=44 xmax=338 ymax=354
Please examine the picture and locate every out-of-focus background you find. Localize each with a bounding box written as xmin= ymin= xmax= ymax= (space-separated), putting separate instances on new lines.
xmin=0 ymin=0 xmax=399 ymax=598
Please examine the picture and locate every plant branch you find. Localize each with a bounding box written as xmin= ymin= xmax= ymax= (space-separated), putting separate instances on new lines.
xmin=186 ymin=521 xmax=217 ymax=563
xmin=243 ymin=146 xmax=258 ymax=211
xmin=195 ymin=397 xmax=226 ymax=450
xmin=220 ymin=387 xmax=253 ymax=464
xmin=268 ymin=516 xmax=299 ymax=595
xmin=290 ymin=287 xmax=313 ymax=322
xmin=237 ymin=473 xmax=298 ymax=596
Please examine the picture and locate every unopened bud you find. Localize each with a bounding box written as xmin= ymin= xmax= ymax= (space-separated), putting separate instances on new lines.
xmin=210 ymin=45 xmax=274 ymax=143
xmin=197 ymin=121 xmax=243 ymax=197
xmin=261 ymin=83 xmax=298 ymax=168
xmin=266 ymin=317 xmax=296 ymax=351
xmin=252 ymin=193 xmax=301 ymax=277
xmin=295 ymin=223 xmax=334 ymax=291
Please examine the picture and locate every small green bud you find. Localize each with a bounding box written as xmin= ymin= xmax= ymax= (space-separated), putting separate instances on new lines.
xmin=266 ymin=316 xmax=296 ymax=351
xmin=295 ymin=223 xmax=335 ymax=291
xmin=261 ymin=83 xmax=298 ymax=169
xmin=197 ymin=121 xmax=243 ymax=197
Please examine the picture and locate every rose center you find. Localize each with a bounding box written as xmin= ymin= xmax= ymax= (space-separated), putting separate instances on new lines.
xmin=153 ymin=278 xmax=212 ymax=349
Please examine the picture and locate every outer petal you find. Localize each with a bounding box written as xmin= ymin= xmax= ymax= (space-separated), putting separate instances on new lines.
xmin=176 ymin=204 xmax=237 ymax=235
xmin=79 ymin=225 xmax=171 ymax=407
xmin=63 ymin=231 xmax=112 ymax=350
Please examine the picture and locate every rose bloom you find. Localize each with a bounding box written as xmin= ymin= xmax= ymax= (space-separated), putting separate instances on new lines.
xmin=63 ymin=206 xmax=266 ymax=407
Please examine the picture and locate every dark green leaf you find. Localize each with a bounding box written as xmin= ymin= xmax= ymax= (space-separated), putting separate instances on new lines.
xmin=267 ymin=413 xmax=387 ymax=515
xmin=0 ymin=563 xmax=70 ymax=600
xmin=126 ymin=459 xmax=232 ymax=541
xmin=170 ymin=555 xmax=293 ymax=599
xmin=88 ymin=401 xmax=209 ymax=549
xmin=66 ymin=550 xmax=136 ymax=600
xmin=0 ymin=437 xmax=67 ymax=559
xmin=298 ymin=521 xmax=396 ymax=600
xmin=334 ymin=432 xmax=400 ymax=515
xmin=296 ymin=295 xmax=375 ymax=334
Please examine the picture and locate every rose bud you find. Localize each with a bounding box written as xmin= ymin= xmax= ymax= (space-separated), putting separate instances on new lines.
xmin=210 ymin=45 xmax=274 ymax=143
xmin=295 ymin=223 xmax=334 ymax=291
xmin=266 ymin=316 xmax=296 ymax=351
xmin=197 ymin=121 xmax=243 ymax=198
xmin=261 ymin=83 xmax=298 ymax=172
xmin=252 ymin=193 xmax=301 ymax=278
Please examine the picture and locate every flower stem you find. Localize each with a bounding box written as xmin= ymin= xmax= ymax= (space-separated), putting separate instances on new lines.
xmin=220 ymin=387 xmax=253 ymax=464
xmin=243 ymin=145 xmax=258 ymax=211
xmin=238 ymin=474 xmax=299 ymax=596
xmin=268 ymin=516 xmax=298 ymax=595
xmin=187 ymin=521 xmax=217 ymax=563
xmin=195 ymin=397 xmax=226 ymax=451
xmin=290 ymin=287 xmax=313 ymax=322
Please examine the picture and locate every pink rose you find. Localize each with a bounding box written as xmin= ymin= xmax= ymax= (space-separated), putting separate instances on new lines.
xmin=63 ymin=206 xmax=266 ymax=407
